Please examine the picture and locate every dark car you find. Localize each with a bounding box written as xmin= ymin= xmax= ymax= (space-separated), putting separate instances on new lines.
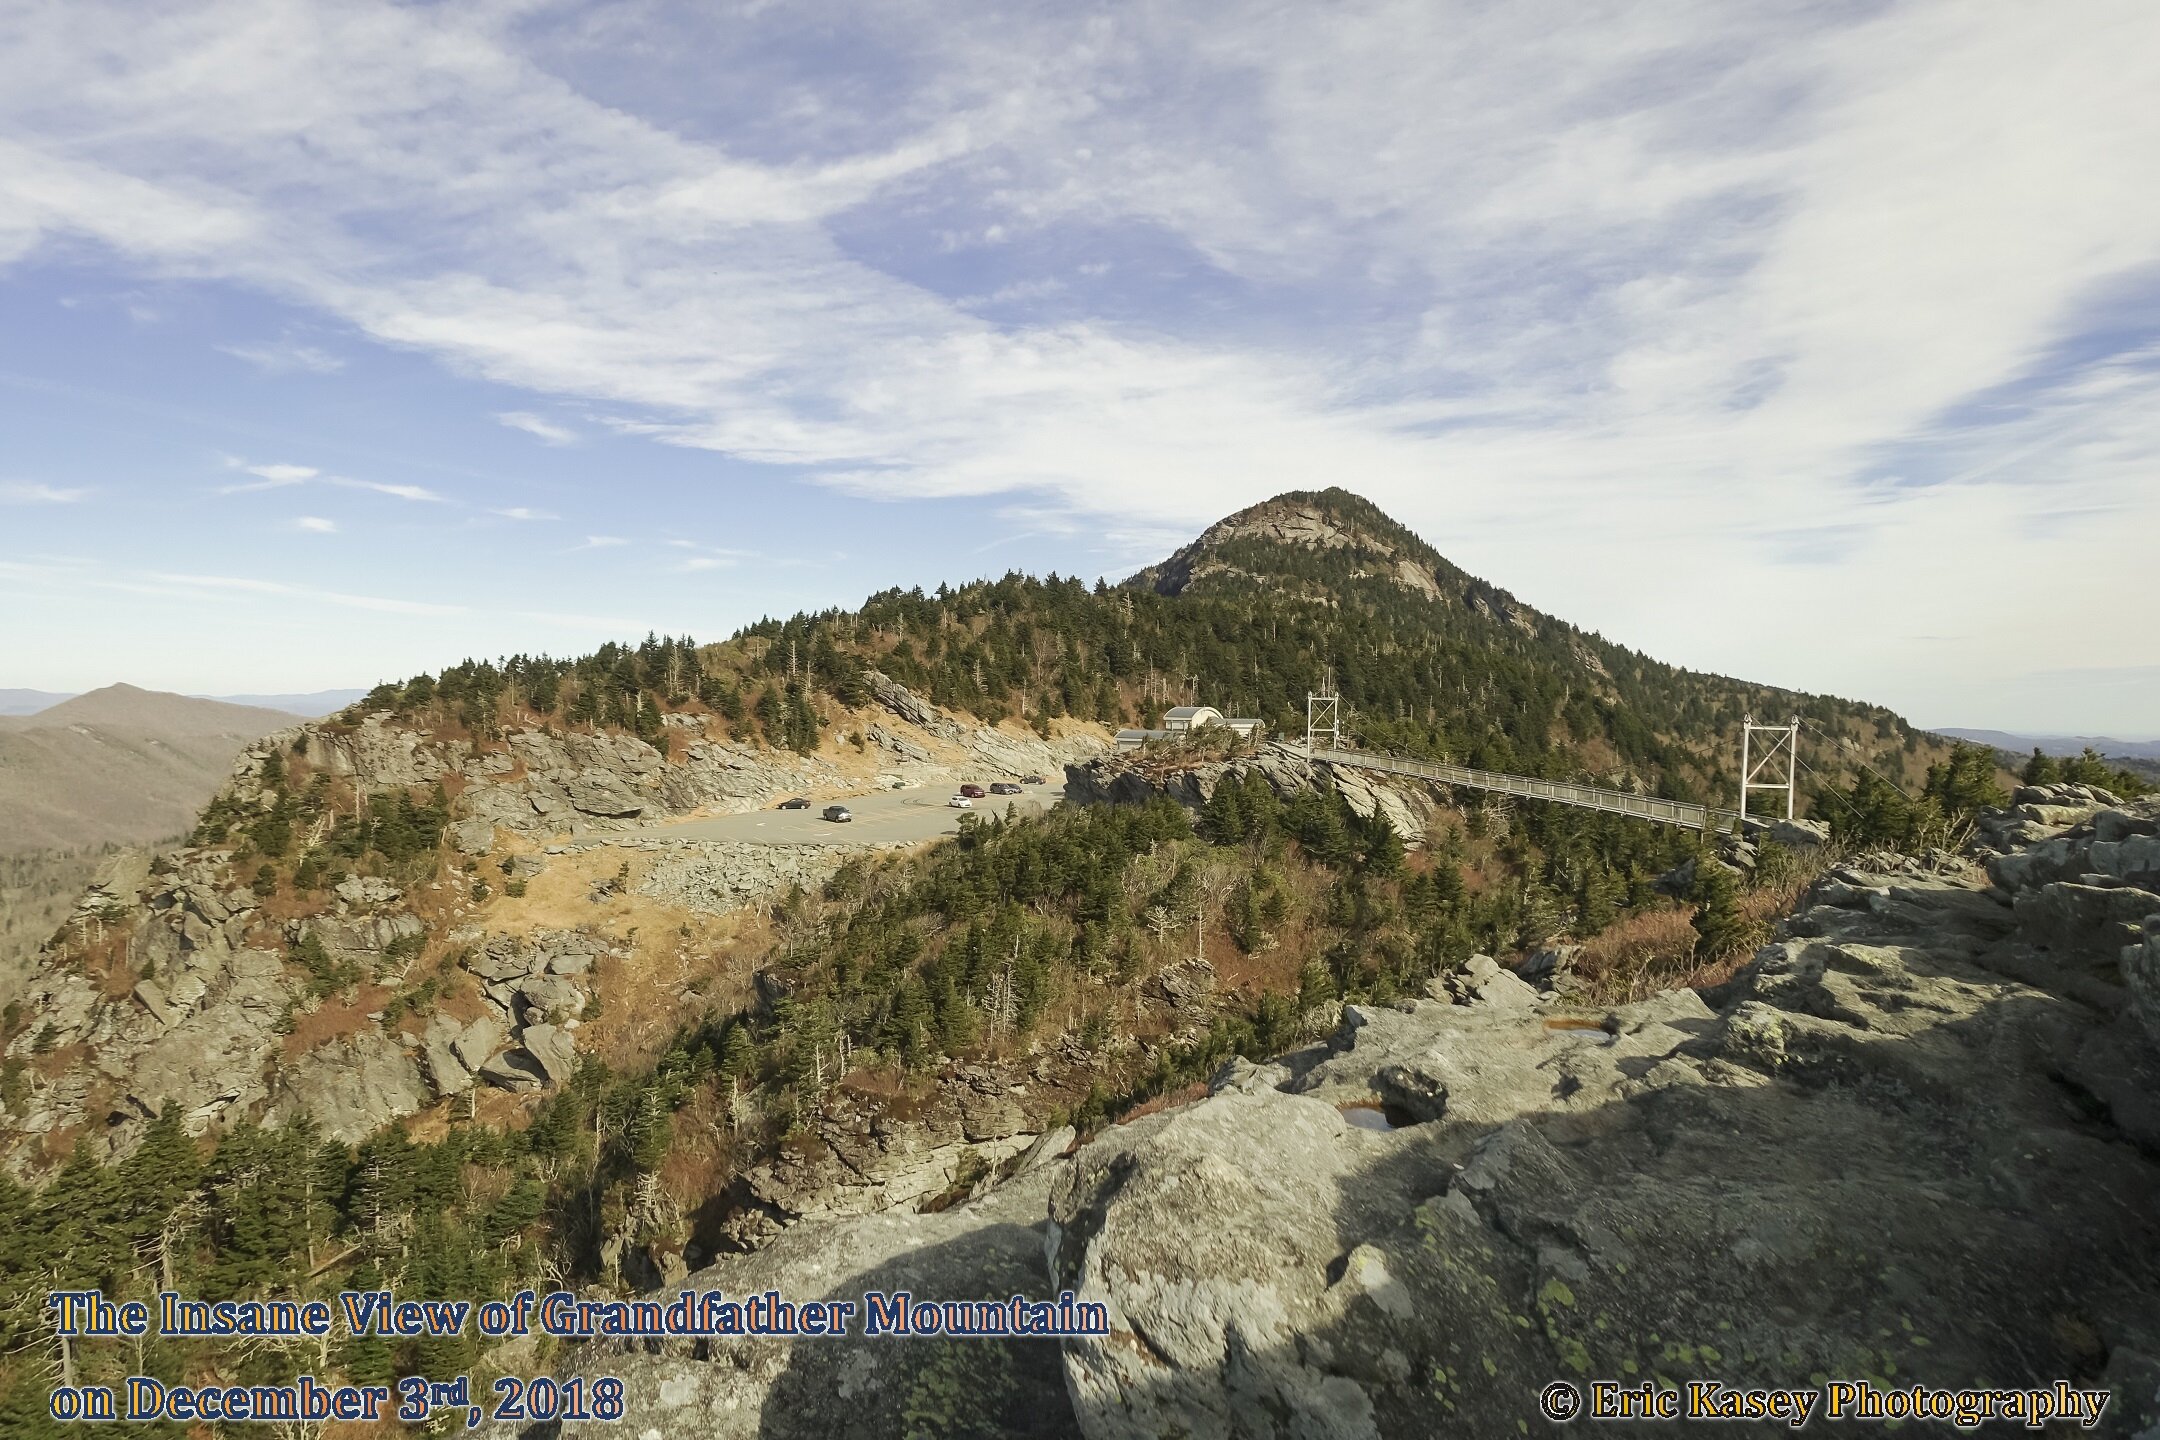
xmin=959 ymin=784 xmax=986 ymax=798
xmin=822 ymin=805 xmax=853 ymax=823
xmin=778 ymin=797 xmax=812 ymax=809
xmin=989 ymin=782 xmax=1021 ymax=795
xmin=1021 ymin=774 xmax=1046 ymax=785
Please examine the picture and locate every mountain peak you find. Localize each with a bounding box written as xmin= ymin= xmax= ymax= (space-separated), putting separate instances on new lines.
xmin=1129 ymin=489 xmax=1440 ymax=596
xmin=1125 ymin=487 xmax=1550 ymax=636
xmin=30 ymin=683 xmax=298 ymax=735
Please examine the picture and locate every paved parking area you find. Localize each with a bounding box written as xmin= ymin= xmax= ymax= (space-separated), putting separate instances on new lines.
xmin=630 ymin=780 xmax=1066 ymax=848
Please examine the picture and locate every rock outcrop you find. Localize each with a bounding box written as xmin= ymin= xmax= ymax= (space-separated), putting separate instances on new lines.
xmin=1067 ymin=740 xmax=1433 ymax=843
xmin=1 ymin=852 xmax=298 ymax=1171
xmin=3 ymin=670 xmax=1109 ymax=1176
xmin=513 ymin=801 xmax=2160 ymax=1438
xmin=459 ymin=727 xmax=843 ymax=836
xmin=722 ymin=1062 xmax=1055 ymax=1250
xmin=633 ymin=841 xmax=890 ymax=917
xmin=264 ymin=1029 xmax=429 ymax=1143
xmin=479 ymin=1159 xmax=1084 ymax=1440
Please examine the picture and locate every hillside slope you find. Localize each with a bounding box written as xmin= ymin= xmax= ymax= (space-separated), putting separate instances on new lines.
xmin=1120 ymin=489 xmax=1939 ymax=802
xmin=0 ymin=685 xmax=296 ymax=853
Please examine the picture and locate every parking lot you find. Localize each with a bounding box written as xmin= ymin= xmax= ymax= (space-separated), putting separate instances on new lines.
xmin=630 ymin=779 xmax=1067 ymax=848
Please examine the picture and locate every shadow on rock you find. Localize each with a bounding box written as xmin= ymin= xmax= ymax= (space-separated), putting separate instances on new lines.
xmin=1047 ymin=969 xmax=2160 ymax=1440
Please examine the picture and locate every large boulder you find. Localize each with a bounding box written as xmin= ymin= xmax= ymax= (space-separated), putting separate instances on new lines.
xmin=561 ymin=769 xmax=645 ymax=818
xmin=420 ymin=1017 xmax=473 ymax=1097
xmin=265 ymin=1030 xmax=429 ymax=1144
xmin=476 ymin=1166 xmax=1081 ymax=1440
xmin=520 ymin=1023 xmax=578 ymax=1086
xmin=449 ymin=817 xmax=496 ymax=855
xmin=1768 ymin=816 xmax=1831 ymax=848
xmin=2014 ymin=882 xmax=2160 ymax=967
xmin=2126 ymin=920 xmax=2160 ymax=1047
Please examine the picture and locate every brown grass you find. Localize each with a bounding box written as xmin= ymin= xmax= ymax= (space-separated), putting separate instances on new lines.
xmin=1570 ymin=904 xmax=1703 ymax=1003
xmin=282 ymin=984 xmax=393 ymax=1057
xmin=1114 ymin=1078 xmax=1209 ymax=1126
xmin=1569 ymin=845 xmax=1835 ymax=1004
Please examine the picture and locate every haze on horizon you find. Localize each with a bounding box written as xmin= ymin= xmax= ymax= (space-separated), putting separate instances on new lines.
xmin=2 ymin=1 xmax=2156 ymax=736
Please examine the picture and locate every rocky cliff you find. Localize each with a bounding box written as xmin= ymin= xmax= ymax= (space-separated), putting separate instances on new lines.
xmin=0 ymin=675 xmax=1105 ymax=1178
xmin=1066 ymin=739 xmax=1434 ymax=843
xmin=493 ymin=791 xmax=2160 ymax=1439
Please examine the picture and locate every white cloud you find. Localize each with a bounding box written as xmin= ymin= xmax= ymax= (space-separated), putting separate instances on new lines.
xmin=293 ymin=515 xmax=337 ymax=533
xmin=220 ymin=338 xmax=344 ymax=374
xmin=492 ymin=505 xmax=559 ymax=521
xmin=495 ymin=410 xmax=578 ymax=445
xmin=575 ymin=535 xmax=628 ymax=550
xmin=0 ymin=482 xmax=88 ymax=503
xmin=143 ymin=570 xmax=464 ymax=617
xmin=326 ymin=477 xmax=445 ymax=502
xmin=217 ymin=459 xmax=319 ymax=493
xmin=1 ymin=1 xmax=2157 ymax=726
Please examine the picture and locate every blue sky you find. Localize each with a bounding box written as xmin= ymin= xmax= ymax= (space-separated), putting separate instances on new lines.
xmin=2 ymin=1 xmax=2157 ymax=735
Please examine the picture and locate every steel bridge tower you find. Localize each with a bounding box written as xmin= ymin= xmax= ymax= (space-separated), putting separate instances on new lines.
xmin=1305 ymin=691 xmax=1340 ymax=773
xmin=1738 ymin=715 xmax=1800 ymax=823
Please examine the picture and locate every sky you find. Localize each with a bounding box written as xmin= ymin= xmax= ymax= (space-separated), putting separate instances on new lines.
xmin=1 ymin=1 xmax=2156 ymax=736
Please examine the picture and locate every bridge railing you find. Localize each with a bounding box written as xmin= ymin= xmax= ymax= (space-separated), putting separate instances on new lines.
xmin=1309 ymin=748 xmax=1740 ymax=833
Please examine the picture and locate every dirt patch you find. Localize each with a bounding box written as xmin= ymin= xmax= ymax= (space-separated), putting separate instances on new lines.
xmin=282 ymin=984 xmax=393 ymax=1057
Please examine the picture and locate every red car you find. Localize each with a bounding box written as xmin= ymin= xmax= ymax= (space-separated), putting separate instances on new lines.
xmin=959 ymin=784 xmax=986 ymax=799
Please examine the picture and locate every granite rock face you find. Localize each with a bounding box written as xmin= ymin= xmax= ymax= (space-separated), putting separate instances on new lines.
xmin=0 ymin=852 xmax=296 ymax=1173
xmin=507 ymin=812 xmax=2160 ymax=1439
xmin=264 ymin=1029 xmax=429 ymax=1144
xmin=477 ymin=1164 xmax=1084 ymax=1440
xmin=1066 ymin=740 xmax=1433 ymax=844
xmin=1044 ymin=846 xmax=2160 ymax=1439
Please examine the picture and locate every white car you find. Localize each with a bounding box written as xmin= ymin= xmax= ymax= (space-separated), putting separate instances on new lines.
xmin=947 ymin=795 xmax=973 ymax=809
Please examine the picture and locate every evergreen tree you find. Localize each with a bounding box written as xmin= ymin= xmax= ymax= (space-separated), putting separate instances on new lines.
xmin=1688 ymin=855 xmax=1755 ymax=960
xmin=1200 ymin=779 xmax=1246 ymax=844
xmin=755 ymin=686 xmax=785 ymax=743
xmin=2063 ymin=747 xmax=2114 ymax=787
xmin=1360 ymin=817 xmax=1405 ymax=877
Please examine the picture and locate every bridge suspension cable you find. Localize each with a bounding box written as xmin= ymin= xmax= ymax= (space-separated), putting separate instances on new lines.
xmin=1300 ymin=691 xmax=1835 ymax=835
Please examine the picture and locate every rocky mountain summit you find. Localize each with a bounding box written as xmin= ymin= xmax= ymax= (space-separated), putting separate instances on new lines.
xmin=507 ymin=791 xmax=2160 ymax=1439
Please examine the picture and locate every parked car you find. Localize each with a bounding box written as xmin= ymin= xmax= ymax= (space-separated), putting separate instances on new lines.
xmin=959 ymin=783 xmax=986 ymax=798
xmin=989 ymin=782 xmax=1021 ymax=795
xmin=1021 ymin=774 xmax=1046 ymax=785
xmin=822 ymin=805 xmax=852 ymax=822
xmin=947 ymin=795 xmax=973 ymax=809
xmin=778 ymin=797 xmax=812 ymax=809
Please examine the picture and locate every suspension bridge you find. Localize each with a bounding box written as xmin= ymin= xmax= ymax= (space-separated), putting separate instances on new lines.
xmin=1301 ymin=692 xmax=1814 ymax=836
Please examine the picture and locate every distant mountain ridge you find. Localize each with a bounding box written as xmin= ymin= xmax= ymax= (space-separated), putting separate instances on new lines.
xmin=0 ymin=683 xmax=300 ymax=854
xmin=0 ymin=688 xmax=71 ymax=716
xmin=1933 ymin=727 xmax=2160 ymax=761
xmin=0 ymin=686 xmax=362 ymax=718
xmin=21 ymin=683 xmax=296 ymax=735
xmin=194 ymin=689 xmax=366 ymax=716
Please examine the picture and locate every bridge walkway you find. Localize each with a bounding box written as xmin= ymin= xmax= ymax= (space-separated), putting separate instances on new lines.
xmin=1309 ymin=747 xmax=1740 ymax=834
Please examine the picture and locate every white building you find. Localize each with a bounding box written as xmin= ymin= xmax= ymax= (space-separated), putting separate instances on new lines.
xmin=1115 ymin=704 xmax=1265 ymax=750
